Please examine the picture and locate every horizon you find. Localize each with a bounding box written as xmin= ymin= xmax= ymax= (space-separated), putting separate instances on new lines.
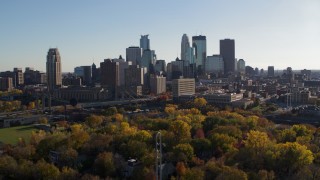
xmin=1 ymin=0 xmax=319 ymax=72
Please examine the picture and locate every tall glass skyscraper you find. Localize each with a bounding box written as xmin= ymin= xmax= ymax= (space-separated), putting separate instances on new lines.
xmin=140 ymin=35 xmax=150 ymax=51
xmin=46 ymin=48 xmax=62 ymax=91
xmin=192 ymin=35 xmax=206 ymax=74
xmin=220 ymin=39 xmax=235 ymax=74
xmin=181 ymin=34 xmax=195 ymax=64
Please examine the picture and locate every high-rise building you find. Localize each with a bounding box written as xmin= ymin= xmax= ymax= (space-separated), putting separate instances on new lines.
xmin=125 ymin=65 xmax=144 ymax=87
xmin=205 ymin=55 xmax=224 ymax=74
xmin=0 ymin=77 xmax=13 ymax=91
xmin=13 ymin=68 xmax=24 ymax=86
xmin=154 ymin=60 xmax=166 ymax=74
xmin=91 ymin=63 xmax=98 ymax=85
xmin=126 ymin=46 xmax=142 ymax=65
xmin=74 ymin=66 xmax=92 ymax=86
xmin=112 ymin=58 xmax=132 ymax=86
xmin=141 ymin=49 xmax=156 ymax=72
xmin=100 ymin=59 xmax=119 ymax=98
xmin=140 ymin=35 xmax=150 ymax=51
xmin=172 ymin=78 xmax=195 ymax=98
xmin=220 ymin=39 xmax=235 ymax=74
xmin=46 ymin=48 xmax=62 ymax=91
xmin=150 ymin=75 xmax=166 ymax=95
xmin=237 ymin=59 xmax=246 ymax=73
xmin=192 ymin=35 xmax=206 ymax=74
xmin=181 ymin=34 xmax=195 ymax=64
xmin=268 ymin=66 xmax=275 ymax=77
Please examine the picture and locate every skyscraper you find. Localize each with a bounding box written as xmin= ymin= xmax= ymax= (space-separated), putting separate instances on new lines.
xmin=126 ymin=46 xmax=142 ymax=66
xmin=220 ymin=39 xmax=235 ymax=75
xmin=140 ymin=35 xmax=150 ymax=51
xmin=237 ymin=59 xmax=246 ymax=73
xmin=205 ymin=55 xmax=224 ymax=75
xmin=181 ymin=34 xmax=195 ymax=64
xmin=46 ymin=48 xmax=62 ymax=91
xmin=268 ymin=66 xmax=275 ymax=77
xmin=192 ymin=35 xmax=206 ymax=74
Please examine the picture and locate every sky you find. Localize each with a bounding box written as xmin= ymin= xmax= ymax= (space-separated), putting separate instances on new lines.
xmin=0 ymin=0 xmax=320 ymax=72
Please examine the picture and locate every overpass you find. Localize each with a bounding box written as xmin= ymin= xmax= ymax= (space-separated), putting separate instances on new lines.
xmin=79 ymin=97 xmax=157 ymax=108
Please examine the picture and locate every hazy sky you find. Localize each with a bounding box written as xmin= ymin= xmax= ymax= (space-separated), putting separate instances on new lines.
xmin=1 ymin=0 xmax=320 ymax=72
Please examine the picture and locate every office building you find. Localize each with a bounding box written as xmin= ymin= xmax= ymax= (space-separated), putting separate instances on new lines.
xmin=268 ymin=66 xmax=275 ymax=77
xmin=150 ymin=75 xmax=166 ymax=95
xmin=205 ymin=55 xmax=224 ymax=74
xmin=154 ymin=60 xmax=166 ymax=74
xmin=100 ymin=59 xmax=119 ymax=98
xmin=13 ymin=68 xmax=24 ymax=86
xmin=141 ymin=49 xmax=156 ymax=72
xmin=192 ymin=35 xmax=206 ymax=74
xmin=46 ymin=48 xmax=62 ymax=91
xmin=181 ymin=34 xmax=195 ymax=64
xmin=125 ymin=65 xmax=144 ymax=87
xmin=0 ymin=77 xmax=13 ymax=91
xmin=172 ymin=78 xmax=195 ymax=97
xmin=237 ymin=59 xmax=246 ymax=73
xmin=112 ymin=58 xmax=132 ymax=86
xmin=24 ymin=67 xmax=46 ymax=85
xmin=126 ymin=46 xmax=142 ymax=65
xmin=140 ymin=35 xmax=150 ymax=51
xmin=74 ymin=66 xmax=92 ymax=86
xmin=220 ymin=39 xmax=235 ymax=74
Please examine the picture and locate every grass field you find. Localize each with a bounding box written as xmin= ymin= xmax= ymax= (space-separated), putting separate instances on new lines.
xmin=0 ymin=125 xmax=38 ymax=145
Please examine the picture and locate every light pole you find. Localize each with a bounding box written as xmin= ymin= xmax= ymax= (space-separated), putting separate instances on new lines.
xmin=156 ymin=131 xmax=162 ymax=180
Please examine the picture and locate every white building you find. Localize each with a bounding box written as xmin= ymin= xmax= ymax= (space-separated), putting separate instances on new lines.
xmin=172 ymin=78 xmax=195 ymax=97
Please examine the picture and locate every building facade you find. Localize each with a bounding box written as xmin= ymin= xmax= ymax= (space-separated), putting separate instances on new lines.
xmin=150 ymin=75 xmax=166 ymax=95
xmin=192 ymin=35 xmax=206 ymax=74
xmin=220 ymin=39 xmax=235 ymax=74
xmin=172 ymin=78 xmax=195 ymax=98
xmin=46 ymin=48 xmax=62 ymax=91
xmin=126 ymin=46 xmax=142 ymax=66
xmin=205 ymin=55 xmax=224 ymax=74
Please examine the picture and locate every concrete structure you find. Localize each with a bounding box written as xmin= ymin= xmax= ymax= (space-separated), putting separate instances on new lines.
xmin=53 ymin=87 xmax=109 ymax=102
xmin=203 ymin=93 xmax=243 ymax=106
xmin=268 ymin=66 xmax=275 ymax=77
xmin=220 ymin=39 xmax=235 ymax=74
xmin=0 ymin=77 xmax=13 ymax=91
xmin=192 ymin=35 xmax=206 ymax=74
xmin=172 ymin=78 xmax=195 ymax=98
xmin=13 ymin=68 xmax=24 ymax=86
xmin=24 ymin=67 xmax=46 ymax=85
xmin=100 ymin=59 xmax=119 ymax=98
xmin=126 ymin=46 xmax=142 ymax=65
xmin=46 ymin=48 xmax=62 ymax=91
xmin=150 ymin=75 xmax=166 ymax=95
xmin=205 ymin=55 xmax=224 ymax=74
xmin=112 ymin=58 xmax=132 ymax=86
xmin=125 ymin=65 xmax=144 ymax=87
xmin=140 ymin=35 xmax=150 ymax=51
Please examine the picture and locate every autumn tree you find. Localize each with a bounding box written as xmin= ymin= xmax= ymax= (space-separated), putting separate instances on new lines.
xmin=169 ymin=120 xmax=191 ymax=143
xmin=93 ymin=152 xmax=115 ymax=178
xmin=173 ymin=143 xmax=194 ymax=162
xmin=33 ymin=159 xmax=61 ymax=180
xmin=194 ymin=97 xmax=207 ymax=108
xmin=275 ymin=142 xmax=314 ymax=176
xmin=85 ymin=115 xmax=103 ymax=128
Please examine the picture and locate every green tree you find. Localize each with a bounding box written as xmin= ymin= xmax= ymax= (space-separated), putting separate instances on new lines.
xmin=173 ymin=143 xmax=194 ymax=162
xmin=209 ymin=133 xmax=237 ymax=155
xmin=169 ymin=120 xmax=191 ymax=143
xmin=275 ymin=142 xmax=314 ymax=175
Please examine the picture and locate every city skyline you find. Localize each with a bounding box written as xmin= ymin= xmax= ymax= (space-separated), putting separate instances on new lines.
xmin=1 ymin=0 xmax=320 ymax=72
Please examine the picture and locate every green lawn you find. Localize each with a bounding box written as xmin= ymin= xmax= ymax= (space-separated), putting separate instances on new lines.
xmin=0 ymin=125 xmax=38 ymax=145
